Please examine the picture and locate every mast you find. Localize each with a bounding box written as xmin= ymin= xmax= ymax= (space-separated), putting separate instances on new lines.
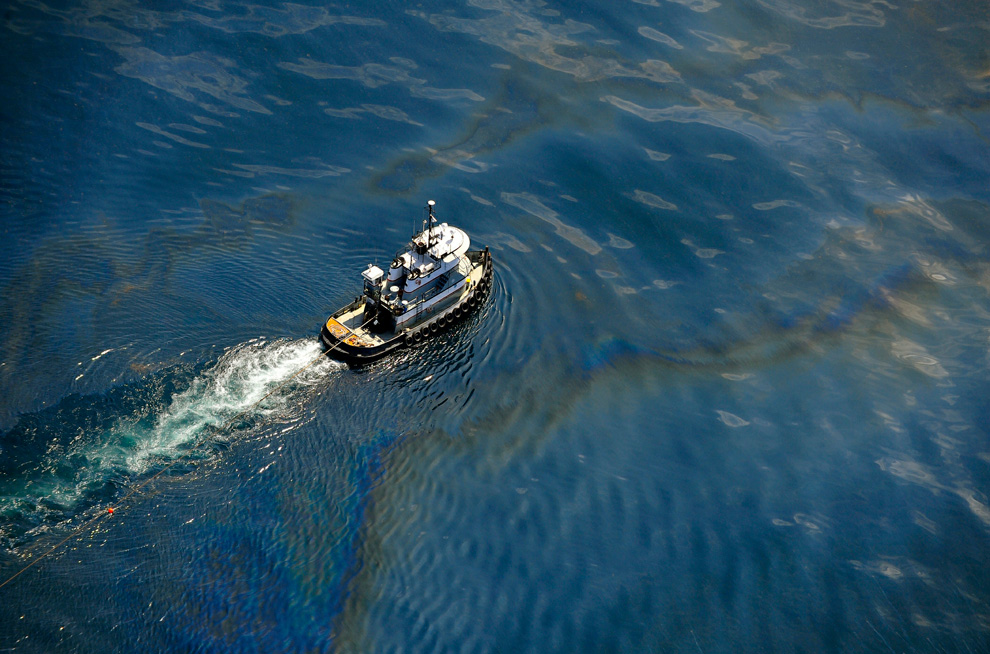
xmin=427 ymin=200 xmax=436 ymax=247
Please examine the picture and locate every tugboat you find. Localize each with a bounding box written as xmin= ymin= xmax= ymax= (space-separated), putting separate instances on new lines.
xmin=320 ymin=201 xmax=493 ymax=365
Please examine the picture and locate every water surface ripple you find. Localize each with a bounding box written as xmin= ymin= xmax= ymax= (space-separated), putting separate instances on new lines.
xmin=2 ymin=0 xmax=989 ymax=652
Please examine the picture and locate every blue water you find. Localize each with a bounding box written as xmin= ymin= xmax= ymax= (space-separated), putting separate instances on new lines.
xmin=2 ymin=0 xmax=989 ymax=651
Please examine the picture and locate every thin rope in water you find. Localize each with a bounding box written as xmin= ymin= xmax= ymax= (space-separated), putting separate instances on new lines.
xmin=0 ymin=318 xmax=373 ymax=591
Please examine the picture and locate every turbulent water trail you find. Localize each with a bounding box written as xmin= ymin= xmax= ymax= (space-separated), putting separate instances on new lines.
xmin=0 ymin=338 xmax=341 ymax=548
xmin=124 ymin=338 xmax=336 ymax=470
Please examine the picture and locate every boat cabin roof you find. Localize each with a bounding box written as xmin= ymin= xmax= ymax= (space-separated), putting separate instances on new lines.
xmin=362 ymin=265 xmax=384 ymax=284
xmin=405 ymin=223 xmax=470 ymax=259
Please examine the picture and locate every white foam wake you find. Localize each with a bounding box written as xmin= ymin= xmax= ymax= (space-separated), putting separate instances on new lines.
xmin=122 ymin=338 xmax=338 ymax=472
xmin=15 ymin=338 xmax=341 ymax=517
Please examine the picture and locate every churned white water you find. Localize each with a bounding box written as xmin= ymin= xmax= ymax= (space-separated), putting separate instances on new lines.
xmin=1 ymin=339 xmax=341 ymax=531
xmin=124 ymin=338 xmax=337 ymax=471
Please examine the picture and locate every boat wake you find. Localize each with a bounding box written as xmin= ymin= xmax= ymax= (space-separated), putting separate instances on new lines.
xmin=0 ymin=337 xmax=341 ymax=549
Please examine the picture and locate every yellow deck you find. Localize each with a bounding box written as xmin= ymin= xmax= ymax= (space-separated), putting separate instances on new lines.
xmin=325 ymin=316 xmax=378 ymax=347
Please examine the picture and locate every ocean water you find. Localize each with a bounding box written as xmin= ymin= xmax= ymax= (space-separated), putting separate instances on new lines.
xmin=1 ymin=0 xmax=989 ymax=651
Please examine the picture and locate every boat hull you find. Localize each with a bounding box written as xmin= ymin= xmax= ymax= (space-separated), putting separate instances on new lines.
xmin=320 ymin=247 xmax=493 ymax=365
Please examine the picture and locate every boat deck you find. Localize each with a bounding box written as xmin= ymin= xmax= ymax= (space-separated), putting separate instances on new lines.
xmin=326 ymin=308 xmax=383 ymax=346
